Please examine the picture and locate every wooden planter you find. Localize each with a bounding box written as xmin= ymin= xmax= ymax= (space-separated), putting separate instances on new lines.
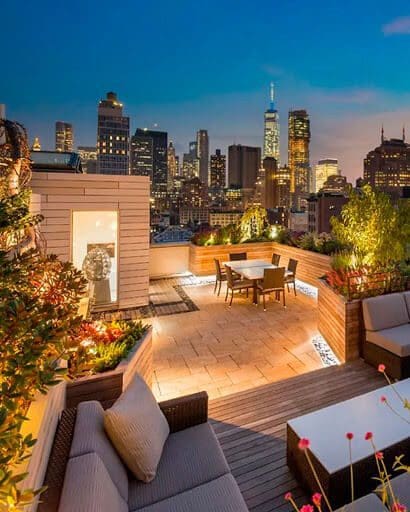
xmin=317 ymin=279 xmax=363 ymax=362
xmin=66 ymin=326 xmax=153 ymax=408
xmin=189 ymin=241 xmax=331 ymax=287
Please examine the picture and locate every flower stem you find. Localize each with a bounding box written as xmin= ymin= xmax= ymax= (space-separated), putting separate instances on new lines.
xmin=348 ymin=440 xmax=355 ymax=506
xmin=304 ymin=450 xmax=333 ymax=512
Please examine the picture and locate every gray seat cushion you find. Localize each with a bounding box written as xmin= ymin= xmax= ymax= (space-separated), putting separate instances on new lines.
xmin=132 ymin=474 xmax=248 ymax=512
xmin=69 ymin=401 xmax=128 ymax=500
xmin=59 ymin=453 xmax=128 ymax=512
xmin=376 ymin=471 xmax=410 ymax=506
xmin=128 ymin=422 xmax=230 ymax=510
xmin=362 ymin=293 xmax=409 ymax=331
xmin=335 ymin=494 xmax=388 ymax=511
xmin=367 ymin=324 xmax=410 ymax=357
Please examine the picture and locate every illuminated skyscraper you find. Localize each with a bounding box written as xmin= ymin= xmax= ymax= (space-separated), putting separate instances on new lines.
xmin=288 ymin=110 xmax=311 ymax=198
xmin=55 ymin=121 xmax=73 ymax=152
xmin=97 ymin=92 xmax=129 ymax=175
xmin=228 ymin=144 xmax=261 ymax=190
xmin=210 ymin=149 xmax=226 ymax=189
xmin=364 ymin=127 xmax=410 ymax=199
xmin=31 ymin=137 xmax=41 ymax=152
xmin=263 ymin=83 xmax=280 ymax=163
xmin=196 ymin=129 xmax=209 ymax=186
xmin=314 ymin=158 xmax=339 ymax=192
xmin=167 ymin=141 xmax=179 ymax=189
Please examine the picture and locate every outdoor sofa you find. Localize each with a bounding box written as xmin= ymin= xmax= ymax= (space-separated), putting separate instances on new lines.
xmin=38 ymin=378 xmax=249 ymax=512
xmin=362 ymin=291 xmax=410 ymax=379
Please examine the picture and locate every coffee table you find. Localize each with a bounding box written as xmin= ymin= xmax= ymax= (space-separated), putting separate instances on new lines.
xmin=287 ymin=379 xmax=410 ymax=509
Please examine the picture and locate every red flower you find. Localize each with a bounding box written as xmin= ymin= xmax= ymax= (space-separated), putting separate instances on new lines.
xmin=378 ymin=364 xmax=386 ymax=373
xmin=380 ymin=395 xmax=387 ymax=403
xmin=284 ymin=492 xmax=292 ymax=501
xmin=376 ymin=451 xmax=383 ymax=460
xmin=346 ymin=432 xmax=354 ymax=440
xmin=364 ymin=432 xmax=373 ymax=441
xmin=299 ymin=506 xmax=314 ymax=512
xmin=391 ymin=503 xmax=407 ymax=512
xmin=298 ymin=438 xmax=311 ymax=450
xmin=312 ymin=493 xmax=322 ymax=507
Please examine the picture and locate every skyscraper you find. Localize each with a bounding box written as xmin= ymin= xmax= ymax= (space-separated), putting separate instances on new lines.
xmin=97 ymin=92 xmax=129 ymax=175
xmin=55 ymin=121 xmax=73 ymax=152
xmin=196 ymin=129 xmax=209 ymax=186
xmin=167 ymin=141 xmax=179 ymax=189
xmin=364 ymin=127 xmax=410 ymax=199
xmin=31 ymin=137 xmax=41 ymax=152
xmin=314 ymin=158 xmax=339 ymax=192
xmin=262 ymin=157 xmax=277 ymax=209
xmin=288 ymin=110 xmax=311 ymax=198
xmin=182 ymin=141 xmax=199 ymax=179
xmin=228 ymin=144 xmax=261 ymax=190
xmin=210 ymin=149 xmax=226 ymax=189
xmin=130 ymin=129 xmax=168 ymax=194
xmin=263 ymin=83 xmax=280 ymax=163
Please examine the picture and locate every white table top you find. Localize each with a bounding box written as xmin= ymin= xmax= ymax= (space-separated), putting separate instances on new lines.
xmin=223 ymin=259 xmax=271 ymax=270
xmin=223 ymin=259 xmax=290 ymax=280
xmin=288 ymin=379 xmax=410 ymax=473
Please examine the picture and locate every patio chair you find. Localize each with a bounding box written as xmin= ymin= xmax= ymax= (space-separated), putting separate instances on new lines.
xmin=284 ymin=258 xmax=298 ymax=296
xmin=225 ymin=265 xmax=253 ymax=307
xmin=213 ymin=258 xmax=226 ymax=296
xmin=257 ymin=267 xmax=286 ymax=311
xmin=229 ymin=252 xmax=247 ymax=261
xmin=271 ymin=253 xmax=281 ymax=266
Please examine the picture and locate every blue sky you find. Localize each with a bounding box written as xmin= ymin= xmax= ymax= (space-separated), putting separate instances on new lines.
xmin=2 ymin=0 xmax=410 ymax=181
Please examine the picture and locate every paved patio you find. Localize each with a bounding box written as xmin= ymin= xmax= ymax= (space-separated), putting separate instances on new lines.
xmin=150 ymin=276 xmax=325 ymax=400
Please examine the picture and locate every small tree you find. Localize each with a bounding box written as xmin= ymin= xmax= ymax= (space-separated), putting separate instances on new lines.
xmin=0 ymin=121 xmax=86 ymax=509
xmin=331 ymin=185 xmax=406 ymax=267
xmin=240 ymin=206 xmax=268 ymax=241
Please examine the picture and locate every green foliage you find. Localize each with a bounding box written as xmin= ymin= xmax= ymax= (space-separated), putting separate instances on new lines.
xmin=0 ymin=120 xmax=87 ymax=510
xmin=239 ymin=206 xmax=268 ymax=241
xmin=331 ymin=185 xmax=407 ymax=267
xmin=93 ymin=342 xmax=129 ymax=373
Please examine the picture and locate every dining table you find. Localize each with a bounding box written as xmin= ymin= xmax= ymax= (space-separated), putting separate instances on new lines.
xmin=223 ymin=259 xmax=291 ymax=304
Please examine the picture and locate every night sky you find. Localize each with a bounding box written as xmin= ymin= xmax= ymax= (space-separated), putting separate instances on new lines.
xmin=2 ymin=0 xmax=410 ymax=181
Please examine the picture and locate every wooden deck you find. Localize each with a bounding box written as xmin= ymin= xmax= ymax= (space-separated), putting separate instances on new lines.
xmin=208 ymin=360 xmax=385 ymax=512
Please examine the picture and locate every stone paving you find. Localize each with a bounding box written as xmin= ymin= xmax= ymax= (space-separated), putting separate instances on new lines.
xmin=150 ymin=278 xmax=324 ymax=400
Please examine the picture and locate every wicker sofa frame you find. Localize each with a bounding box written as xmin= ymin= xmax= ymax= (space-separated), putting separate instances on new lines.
xmin=37 ymin=391 xmax=209 ymax=512
xmin=363 ymin=341 xmax=410 ymax=380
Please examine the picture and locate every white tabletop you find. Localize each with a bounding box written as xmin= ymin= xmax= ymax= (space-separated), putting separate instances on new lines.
xmin=288 ymin=379 xmax=410 ymax=473
xmin=223 ymin=259 xmax=270 ymax=270
xmin=223 ymin=260 xmax=290 ymax=280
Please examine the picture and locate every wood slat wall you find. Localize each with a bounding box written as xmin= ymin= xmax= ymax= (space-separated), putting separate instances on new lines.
xmin=317 ymin=279 xmax=363 ymax=362
xmin=189 ymin=242 xmax=331 ymax=286
xmin=30 ymin=172 xmax=150 ymax=309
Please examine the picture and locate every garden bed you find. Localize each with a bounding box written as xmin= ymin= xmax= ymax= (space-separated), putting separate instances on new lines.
xmin=66 ymin=326 xmax=153 ymax=408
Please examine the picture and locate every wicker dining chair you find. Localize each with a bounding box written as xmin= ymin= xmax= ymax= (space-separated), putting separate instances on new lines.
xmin=285 ymin=258 xmax=298 ymax=296
xmin=229 ymin=252 xmax=247 ymax=261
xmin=271 ymin=253 xmax=281 ymax=266
xmin=213 ymin=258 xmax=226 ymax=296
xmin=257 ymin=267 xmax=286 ymax=311
xmin=224 ymin=265 xmax=253 ymax=307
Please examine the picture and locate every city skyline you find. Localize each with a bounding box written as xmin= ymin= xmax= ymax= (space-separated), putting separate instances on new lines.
xmin=3 ymin=0 xmax=410 ymax=181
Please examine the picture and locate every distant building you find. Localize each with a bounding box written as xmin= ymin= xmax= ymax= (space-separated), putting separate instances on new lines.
xmin=228 ymin=144 xmax=261 ymax=190
xmin=31 ymin=137 xmax=41 ymax=151
xmin=196 ymin=129 xmax=209 ymax=186
xmin=321 ymin=174 xmax=351 ymax=194
xmin=364 ymin=128 xmax=410 ymax=199
xmin=78 ymin=146 xmax=97 ymax=174
xmin=288 ymin=110 xmax=311 ymax=202
xmin=267 ymin=207 xmax=288 ymax=227
xmin=179 ymin=177 xmax=208 ymax=209
xmin=315 ymin=158 xmax=339 ymax=192
xmin=209 ymin=210 xmax=242 ymax=227
xmin=31 ymin=150 xmax=82 ymax=173
xmin=210 ymin=149 xmax=226 ymax=189
xmin=182 ymin=141 xmax=199 ymax=179
xmin=179 ymin=207 xmax=210 ymax=226
xmin=262 ymin=157 xmax=278 ymax=209
xmin=55 ymin=121 xmax=73 ymax=152
xmin=307 ymin=192 xmax=348 ymax=233
xmin=167 ymin=141 xmax=179 ymax=188
xmin=97 ymin=91 xmax=129 ymax=175
xmin=288 ymin=210 xmax=308 ymax=232
xmin=263 ymin=83 xmax=280 ymax=163
xmin=152 ymin=226 xmax=193 ymax=243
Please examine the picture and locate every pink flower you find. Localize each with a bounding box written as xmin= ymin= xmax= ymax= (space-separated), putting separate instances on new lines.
xmin=312 ymin=493 xmax=322 ymax=507
xmin=364 ymin=432 xmax=373 ymax=441
xmin=376 ymin=451 xmax=384 ymax=460
xmin=298 ymin=438 xmax=311 ymax=450
xmin=346 ymin=432 xmax=354 ymax=440
xmin=284 ymin=492 xmax=292 ymax=501
xmin=391 ymin=503 xmax=407 ymax=512
xmin=380 ymin=395 xmax=387 ymax=403
xmin=378 ymin=364 xmax=386 ymax=373
xmin=299 ymin=506 xmax=314 ymax=512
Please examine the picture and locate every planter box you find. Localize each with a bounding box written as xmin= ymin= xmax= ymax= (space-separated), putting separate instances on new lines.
xmin=66 ymin=326 xmax=153 ymax=408
xmin=189 ymin=241 xmax=331 ymax=287
xmin=20 ymin=381 xmax=66 ymax=512
xmin=317 ymin=279 xmax=363 ymax=362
